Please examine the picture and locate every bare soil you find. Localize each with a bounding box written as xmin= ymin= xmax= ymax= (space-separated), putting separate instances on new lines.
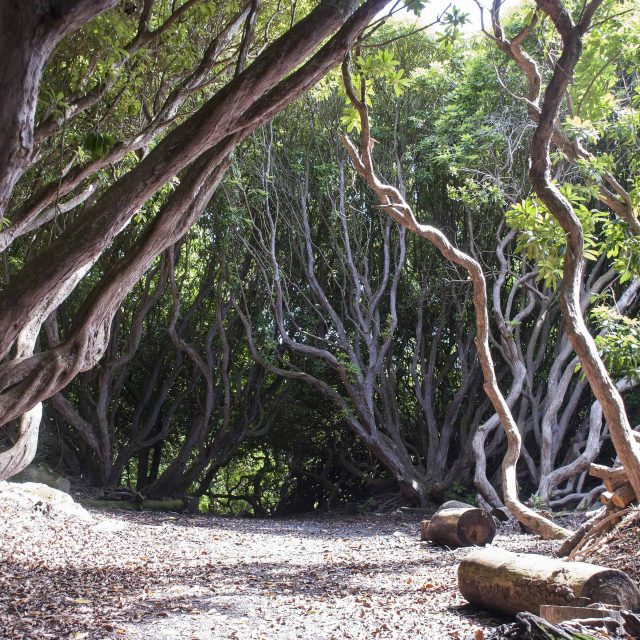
xmin=0 ymin=491 xmax=571 ymax=640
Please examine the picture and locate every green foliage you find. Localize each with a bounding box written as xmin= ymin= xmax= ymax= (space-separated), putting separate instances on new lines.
xmin=507 ymin=185 xmax=610 ymax=289
xmin=340 ymin=49 xmax=412 ymax=132
xmin=404 ymin=0 xmax=428 ymax=17
xmin=591 ymin=306 xmax=640 ymax=382
xmin=443 ymin=481 xmax=475 ymax=504
xmin=82 ymin=132 xmax=116 ymax=159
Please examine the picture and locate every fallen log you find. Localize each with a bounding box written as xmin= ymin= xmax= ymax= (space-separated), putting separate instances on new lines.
xmin=425 ymin=507 xmax=496 ymax=547
xmin=458 ymin=547 xmax=640 ymax=617
xmin=539 ymin=604 xmax=623 ymax=625
xmin=83 ymin=498 xmax=188 ymax=512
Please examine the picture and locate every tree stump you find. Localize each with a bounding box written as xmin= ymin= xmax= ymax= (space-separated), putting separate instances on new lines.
xmin=458 ymin=548 xmax=640 ymax=617
xmin=425 ymin=507 xmax=496 ymax=547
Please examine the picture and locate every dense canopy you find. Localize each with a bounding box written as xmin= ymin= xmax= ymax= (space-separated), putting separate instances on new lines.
xmin=0 ymin=0 xmax=639 ymax=538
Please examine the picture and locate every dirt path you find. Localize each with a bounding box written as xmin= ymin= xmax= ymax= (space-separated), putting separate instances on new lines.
xmin=0 ymin=493 xmax=561 ymax=640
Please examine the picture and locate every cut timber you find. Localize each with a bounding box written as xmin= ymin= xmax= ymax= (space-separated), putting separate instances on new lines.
xmin=590 ymin=464 xmax=628 ymax=492
xmin=458 ymin=548 xmax=640 ymax=617
xmin=420 ymin=519 xmax=431 ymax=541
xmin=426 ymin=507 xmax=496 ymax=547
xmin=611 ymin=483 xmax=636 ymax=508
xmin=539 ymin=604 xmax=623 ymax=625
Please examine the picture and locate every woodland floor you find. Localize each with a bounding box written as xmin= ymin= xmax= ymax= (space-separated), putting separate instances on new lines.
xmin=0 ymin=488 xmax=594 ymax=640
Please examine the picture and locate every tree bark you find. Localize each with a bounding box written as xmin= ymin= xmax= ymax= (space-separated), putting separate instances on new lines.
xmin=0 ymin=0 xmax=116 ymax=217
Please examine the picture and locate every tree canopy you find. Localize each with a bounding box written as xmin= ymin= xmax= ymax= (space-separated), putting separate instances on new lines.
xmin=0 ymin=0 xmax=639 ymax=534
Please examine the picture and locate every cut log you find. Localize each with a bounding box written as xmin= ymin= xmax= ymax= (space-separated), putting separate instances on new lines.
xmin=458 ymin=548 xmax=640 ymax=617
xmin=539 ymin=604 xmax=623 ymax=625
xmin=611 ymin=483 xmax=636 ymax=508
xmin=589 ymin=464 xmax=628 ymax=492
xmin=420 ymin=519 xmax=431 ymax=541
xmin=425 ymin=507 xmax=496 ymax=547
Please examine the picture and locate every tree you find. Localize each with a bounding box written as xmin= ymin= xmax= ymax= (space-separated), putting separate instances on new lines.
xmin=340 ymin=56 xmax=571 ymax=538
xmin=486 ymin=0 xmax=640 ymax=500
xmin=0 ymin=0 xmax=392 ymax=479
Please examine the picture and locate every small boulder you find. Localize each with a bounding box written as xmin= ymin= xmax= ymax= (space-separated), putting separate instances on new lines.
xmin=0 ymin=481 xmax=93 ymax=522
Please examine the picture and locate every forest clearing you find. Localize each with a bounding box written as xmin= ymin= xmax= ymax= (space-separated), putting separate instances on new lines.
xmin=2 ymin=0 xmax=640 ymax=637
xmin=0 ymin=486 xmax=573 ymax=640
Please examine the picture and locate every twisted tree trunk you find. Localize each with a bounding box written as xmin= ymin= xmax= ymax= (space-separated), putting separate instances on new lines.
xmin=0 ymin=0 xmax=117 ymax=217
xmin=0 ymin=0 xmax=390 ymax=477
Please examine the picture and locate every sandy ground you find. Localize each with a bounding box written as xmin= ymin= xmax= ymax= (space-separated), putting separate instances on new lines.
xmin=0 ymin=487 xmax=563 ymax=640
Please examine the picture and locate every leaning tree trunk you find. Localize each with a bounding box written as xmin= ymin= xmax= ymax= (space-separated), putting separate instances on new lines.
xmin=0 ymin=0 xmax=116 ymax=217
xmin=528 ymin=0 xmax=640 ymax=501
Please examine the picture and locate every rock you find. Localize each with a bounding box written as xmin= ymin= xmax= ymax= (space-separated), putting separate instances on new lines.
xmin=13 ymin=464 xmax=71 ymax=493
xmin=0 ymin=481 xmax=93 ymax=522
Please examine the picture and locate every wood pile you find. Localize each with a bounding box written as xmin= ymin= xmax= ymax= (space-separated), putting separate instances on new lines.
xmin=557 ymin=462 xmax=639 ymax=560
xmin=590 ymin=463 xmax=637 ymax=509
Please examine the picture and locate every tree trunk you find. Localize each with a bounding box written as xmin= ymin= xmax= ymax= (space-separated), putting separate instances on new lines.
xmin=0 ymin=1 xmax=116 ymax=216
xmin=340 ymin=63 xmax=570 ymax=539
xmin=458 ymin=547 xmax=640 ymax=617
xmin=0 ymin=406 xmax=40 ymax=480
xmin=527 ymin=0 xmax=640 ymax=503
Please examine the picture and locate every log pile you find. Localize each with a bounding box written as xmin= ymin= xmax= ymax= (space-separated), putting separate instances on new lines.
xmin=591 ymin=463 xmax=637 ymax=509
xmin=557 ymin=462 xmax=639 ymax=559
